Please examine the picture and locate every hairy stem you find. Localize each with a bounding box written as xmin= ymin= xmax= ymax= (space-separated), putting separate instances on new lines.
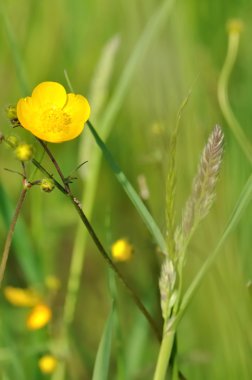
xmin=0 ymin=187 xmax=27 ymax=285
xmin=38 ymin=140 xmax=161 ymax=341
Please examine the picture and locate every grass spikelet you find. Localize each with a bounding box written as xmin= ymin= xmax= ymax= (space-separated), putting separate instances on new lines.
xmin=181 ymin=125 xmax=224 ymax=243
xmin=159 ymin=259 xmax=177 ymax=322
xmin=166 ymin=92 xmax=191 ymax=260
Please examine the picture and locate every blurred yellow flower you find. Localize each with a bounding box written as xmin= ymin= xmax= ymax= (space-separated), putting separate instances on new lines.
xmin=45 ymin=275 xmax=61 ymax=291
xmin=26 ymin=303 xmax=52 ymax=330
xmin=17 ymin=81 xmax=90 ymax=143
xmin=15 ymin=143 xmax=34 ymax=161
xmin=38 ymin=354 xmax=57 ymax=374
xmin=4 ymin=286 xmax=41 ymax=307
xmin=111 ymin=239 xmax=133 ymax=262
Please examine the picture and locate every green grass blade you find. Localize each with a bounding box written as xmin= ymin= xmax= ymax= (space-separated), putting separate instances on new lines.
xmin=92 ymin=304 xmax=115 ymax=380
xmin=0 ymin=3 xmax=29 ymax=95
xmin=176 ymin=173 xmax=252 ymax=326
xmin=87 ymin=121 xmax=167 ymax=254
xmin=125 ymin=312 xmax=150 ymax=379
xmin=0 ymin=184 xmax=43 ymax=284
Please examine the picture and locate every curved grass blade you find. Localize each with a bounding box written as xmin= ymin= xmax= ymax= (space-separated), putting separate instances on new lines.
xmin=92 ymin=303 xmax=115 ymax=380
xmin=87 ymin=121 xmax=167 ymax=255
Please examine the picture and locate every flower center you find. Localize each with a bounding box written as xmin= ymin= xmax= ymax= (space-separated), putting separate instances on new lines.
xmin=41 ymin=108 xmax=71 ymax=134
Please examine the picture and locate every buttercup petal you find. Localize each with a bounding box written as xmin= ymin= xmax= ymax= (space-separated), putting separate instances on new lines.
xmin=17 ymin=97 xmax=38 ymax=132
xmin=31 ymin=82 xmax=67 ymax=108
xmin=58 ymin=93 xmax=91 ymax=141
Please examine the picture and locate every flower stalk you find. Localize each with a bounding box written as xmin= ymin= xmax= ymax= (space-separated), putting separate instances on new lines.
xmin=36 ymin=137 xmax=162 ymax=341
xmin=0 ymin=186 xmax=27 ymax=286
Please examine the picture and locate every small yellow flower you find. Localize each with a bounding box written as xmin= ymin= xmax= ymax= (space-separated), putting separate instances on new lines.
xmin=38 ymin=354 xmax=58 ymax=374
xmin=111 ymin=239 xmax=133 ymax=262
xmin=4 ymin=286 xmax=41 ymax=307
xmin=26 ymin=303 xmax=52 ymax=330
xmin=15 ymin=143 xmax=34 ymax=161
xmin=17 ymin=82 xmax=90 ymax=143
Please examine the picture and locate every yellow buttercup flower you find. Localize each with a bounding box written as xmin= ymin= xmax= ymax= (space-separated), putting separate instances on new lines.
xmin=26 ymin=303 xmax=52 ymax=330
xmin=111 ymin=239 xmax=133 ymax=262
xmin=4 ymin=286 xmax=41 ymax=307
xmin=38 ymin=354 xmax=58 ymax=374
xmin=17 ymin=82 xmax=90 ymax=143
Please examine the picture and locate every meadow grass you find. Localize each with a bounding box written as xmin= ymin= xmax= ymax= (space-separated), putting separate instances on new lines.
xmin=0 ymin=0 xmax=252 ymax=379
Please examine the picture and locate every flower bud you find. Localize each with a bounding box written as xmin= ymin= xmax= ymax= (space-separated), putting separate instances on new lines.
xmin=5 ymin=105 xmax=21 ymax=127
xmin=6 ymin=105 xmax=17 ymax=120
xmin=40 ymin=178 xmax=55 ymax=193
xmin=6 ymin=135 xmax=19 ymax=148
xmin=15 ymin=143 xmax=34 ymax=161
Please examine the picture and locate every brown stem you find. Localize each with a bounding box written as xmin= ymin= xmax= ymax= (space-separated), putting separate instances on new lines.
xmin=38 ymin=139 xmax=162 ymax=341
xmin=70 ymin=194 xmax=162 ymax=341
xmin=0 ymin=187 xmax=27 ymax=286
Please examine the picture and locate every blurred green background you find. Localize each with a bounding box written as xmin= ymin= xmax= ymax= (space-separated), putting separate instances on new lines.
xmin=0 ymin=0 xmax=252 ymax=379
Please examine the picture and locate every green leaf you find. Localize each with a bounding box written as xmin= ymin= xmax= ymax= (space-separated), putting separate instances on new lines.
xmin=92 ymin=304 xmax=115 ymax=380
xmin=87 ymin=121 xmax=167 ymax=254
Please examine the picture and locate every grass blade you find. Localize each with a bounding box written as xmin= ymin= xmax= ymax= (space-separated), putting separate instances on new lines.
xmin=87 ymin=121 xmax=167 ymax=254
xmin=92 ymin=304 xmax=115 ymax=380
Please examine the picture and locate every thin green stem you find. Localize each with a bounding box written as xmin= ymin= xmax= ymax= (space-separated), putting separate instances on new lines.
xmin=153 ymin=330 xmax=175 ymax=380
xmin=0 ymin=187 xmax=27 ymax=286
xmin=218 ymin=26 xmax=252 ymax=165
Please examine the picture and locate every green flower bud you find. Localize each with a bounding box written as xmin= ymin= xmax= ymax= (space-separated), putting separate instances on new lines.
xmin=6 ymin=105 xmax=17 ymax=120
xmin=40 ymin=179 xmax=55 ymax=193
xmin=15 ymin=143 xmax=34 ymax=161
xmin=6 ymin=135 xmax=19 ymax=148
xmin=5 ymin=105 xmax=21 ymax=127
